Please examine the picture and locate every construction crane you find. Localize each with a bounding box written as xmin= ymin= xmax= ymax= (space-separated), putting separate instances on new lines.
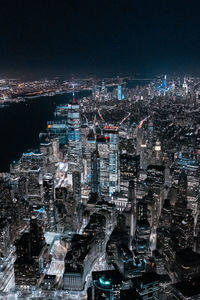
xmin=98 ymin=109 xmax=104 ymax=121
xmin=138 ymin=115 xmax=150 ymax=128
xmin=83 ymin=114 xmax=88 ymax=124
xmin=119 ymin=112 xmax=131 ymax=125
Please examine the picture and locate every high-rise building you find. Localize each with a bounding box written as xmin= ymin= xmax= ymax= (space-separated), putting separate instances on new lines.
xmin=118 ymin=85 xmax=122 ymax=100
xmin=172 ymin=158 xmax=200 ymax=214
xmin=43 ymin=173 xmax=56 ymax=232
xmin=14 ymin=216 xmax=47 ymax=287
xmin=73 ymin=171 xmax=81 ymax=204
xmin=92 ymin=270 xmax=123 ymax=300
xmin=67 ymin=99 xmax=82 ymax=166
xmin=96 ymin=135 xmax=110 ymax=196
xmin=120 ymin=154 xmax=140 ymax=197
xmin=27 ymin=166 xmax=43 ymax=204
xmin=133 ymin=272 xmax=160 ymax=299
xmin=45 ymin=120 xmax=68 ymax=145
xmin=91 ymin=148 xmax=100 ymax=194
xmin=172 ymin=276 xmax=200 ymax=299
xmin=0 ymin=218 xmax=16 ymax=292
xmin=85 ymin=129 xmax=96 ymax=183
xmin=104 ymin=126 xmax=120 ymax=196
xmin=146 ymin=165 xmax=165 ymax=250
xmin=152 ymin=140 xmax=163 ymax=165
xmin=177 ymin=169 xmax=187 ymax=208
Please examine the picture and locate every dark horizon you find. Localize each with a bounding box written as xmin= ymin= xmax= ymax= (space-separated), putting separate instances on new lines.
xmin=1 ymin=0 xmax=200 ymax=78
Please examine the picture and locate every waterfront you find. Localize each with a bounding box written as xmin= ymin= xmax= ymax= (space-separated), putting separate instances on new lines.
xmin=0 ymin=91 xmax=89 ymax=172
xmin=0 ymin=79 xmax=146 ymax=172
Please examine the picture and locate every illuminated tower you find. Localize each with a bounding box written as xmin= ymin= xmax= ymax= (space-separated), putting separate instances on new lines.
xmin=171 ymin=80 xmax=175 ymax=91
xmin=86 ymin=129 xmax=96 ymax=183
xmin=152 ymin=139 xmax=162 ymax=165
xmin=72 ymin=171 xmax=81 ymax=204
xmin=72 ymin=170 xmax=82 ymax=230
xmin=0 ymin=219 xmax=16 ymax=292
xmin=67 ymin=83 xmax=82 ymax=167
xmin=101 ymin=80 xmax=106 ymax=94
xmin=27 ymin=167 xmax=43 ymax=205
xmin=129 ymin=180 xmax=137 ymax=240
xmin=96 ymin=135 xmax=110 ymax=196
xmin=118 ymin=85 xmax=122 ymax=100
xmin=104 ymin=126 xmax=120 ymax=196
xmin=183 ymin=77 xmax=188 ymax=94
xmin=163 ymin=75 xmax=167 ymax=96
xmin=177 ymin=170 xmax=187 ymax=208
xmin=43 ymin=173 xmax=56 ymax=232
xmin=148 ymin=118 xmax=154 ymax=147
xmin=91 ymin=148 xmax=100 ymax=194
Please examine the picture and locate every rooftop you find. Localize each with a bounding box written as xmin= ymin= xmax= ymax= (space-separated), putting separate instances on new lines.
xmin=176 ymin=248 xmax=200 ymax=267
xmin=173 ymin=276 xmax=200 ymax=297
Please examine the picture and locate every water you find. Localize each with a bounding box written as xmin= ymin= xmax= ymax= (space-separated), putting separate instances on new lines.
xmin=0 ymin=81 xmax=149 ymax=172
xmin=0 ymin=91 xmax=89 ymax=172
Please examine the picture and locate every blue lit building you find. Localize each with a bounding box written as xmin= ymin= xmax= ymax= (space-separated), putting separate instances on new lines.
xmin=157 ymin=75 xmax=170 ymax=95
xmin=67 ymin=100 xmax=82 ymax=165
xmin=91 ymin=149 xmax=100 ymax=194
xmin=104 ymin=126 xmax=120 ymax=196
xmin=93 ymin=127 xmax=120 ymax=197
xmin=118 ymin=85 xmax=122 ymax=100
xmin=46 ymin=121 xmax=68 ymax=145
xmin=92 ymin=270 xmax=123 ymax=300
xmin=117 ymin=85 xmax=124 ymax=100
xmin=67 ymin=103 xmax=81 ymax=142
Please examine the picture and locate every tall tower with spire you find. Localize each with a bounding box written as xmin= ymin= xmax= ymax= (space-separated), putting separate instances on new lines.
xmin=163 ymin=75 xmax=167 ymax=96
xmin=129 ymin=180 xmax=137 ymax=245
xmin=72 ymin=82 xmax=75 ymax=103
xmin=67 ymin=81 xmax=82 ymax=167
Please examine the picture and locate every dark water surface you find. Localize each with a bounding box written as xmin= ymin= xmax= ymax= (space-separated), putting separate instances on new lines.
xmin=0 ymin=80 xmax=148 ymax=172
xmin=0 ymin=91 xmax=89 ymax=172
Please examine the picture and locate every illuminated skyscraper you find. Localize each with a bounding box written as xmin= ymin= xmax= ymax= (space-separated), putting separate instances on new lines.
xmin=129 ymin=180 xmax=137 ymax=239
xmin=96 ymin=135 xmax=110 ymax=196
xmin=86 ymin=129 xmax=96 ymax=183
xmin=118 ymin=85 xmax=122 ymax=100
xmin=153 ymin=140 xmax=162 ymax=165
xmin=104 ymin=126 xmax=120 ymax=196
xmin=93 ymin=127 xmax=120 ymax=197
xmin=46 ymin=120 xmax=68 ymax=145
xmin=67 ymin=92 xmax=82 ymax=166
xmin=173 ymin=158 xmax=200 ymax=214
xmin=27 ymin=166 xmax=43 ymax=204
xmin=0 ymin=218 xmax=16 ymax=292
xmin=91 ymin=148 xmax=100 ymax=194
xmin=43 ymin=173 xmax=56 ymax=232
xmin=73 ymin=171 xmax=81 ymax=204
xmin=163 ymin=74 xmax=167 ymax=95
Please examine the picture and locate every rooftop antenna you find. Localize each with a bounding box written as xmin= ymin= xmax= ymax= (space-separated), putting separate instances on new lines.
xmin=72 ymin=78 xmax=75 ymax=103
xmin=164 ymin=74 xmax=167 ymax=96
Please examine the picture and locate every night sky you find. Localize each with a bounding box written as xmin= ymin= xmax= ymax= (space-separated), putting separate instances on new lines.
xmin=1 ymin=0 xmax=200 ymax=77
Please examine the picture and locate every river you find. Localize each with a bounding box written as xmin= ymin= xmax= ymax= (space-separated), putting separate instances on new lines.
xmin=0 ymin=91 xmax=90 ymax=172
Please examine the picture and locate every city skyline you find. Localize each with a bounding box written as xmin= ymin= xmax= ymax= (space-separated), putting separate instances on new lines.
xmin=0 ymin=74 xmax=200 ymax=298
xmin=1 ymin=1 xmax=200 ymax=299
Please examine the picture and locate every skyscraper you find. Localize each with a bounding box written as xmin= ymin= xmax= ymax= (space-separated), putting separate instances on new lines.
xmin=0 ymin=218 xmax=16 ymax=292
xmin=104 ymin=126 xmax=120 ymax=196
xmin=118 ymin=85 xmax=122 ymax=100
xmin=73 ymin=171 xmax=81 ymax=204
xmin=67 ymin=99 xmax=82 ymax=166
xmin=91 ymin=148 xmax=100 ymax=194
xmin=43 ymin=173 xmax=56 ymax=232
xmin=96 ymin=135 xmax=110 ymax=196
